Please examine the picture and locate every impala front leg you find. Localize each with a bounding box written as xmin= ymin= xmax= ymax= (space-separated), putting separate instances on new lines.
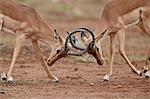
xmin=1 ymin=33 xmax=26 ymax=82
xmin=117 ymin=27 xmax=141 ymax=76
xmin=32 ymin=40 xmax=59 ymax=82
xmin=104 ymin=33 xmax=117 ymax=81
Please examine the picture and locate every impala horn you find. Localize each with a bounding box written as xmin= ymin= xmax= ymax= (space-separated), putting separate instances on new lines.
xmin=65 ymin=29 xmax=88 ymax=56
xmin=71 ymin=27 xmax=96 ymax=50
xmin=65 ymin=27 xmax=95 ymax=56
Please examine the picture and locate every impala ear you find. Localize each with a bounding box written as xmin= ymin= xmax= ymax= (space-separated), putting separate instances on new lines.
xmin=80 ymin=31 xmax=89 ymax=43
xmin=95 ymin=29 xmax=107 ymax=42
xmin=53 ymin=29 xmax=65 ymax=45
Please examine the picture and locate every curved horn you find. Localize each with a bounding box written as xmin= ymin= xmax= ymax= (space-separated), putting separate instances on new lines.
xmin=95 ymin=29 xmax=107 ymax=42
xmin=64 ymin=30 xmax=88 ymax=56
xmin=65 ymin=30 xmax=87 ymax=51
xmin=80 ymin=31 xmax=87 ymax=38
xmin=77 ymin=27 xmax=95 ymax=42
xmin=64 ymin=27 xmax=96 ymax=56
xmin=67 ymin=31 xmax=79 ymax=47
xmin=70 ymin=31 xmax=86 ymax=50
xmin=75 ymin=27 xmax=96 ymax=49
xmin=69 ymin=27 xmax=96 ymax=50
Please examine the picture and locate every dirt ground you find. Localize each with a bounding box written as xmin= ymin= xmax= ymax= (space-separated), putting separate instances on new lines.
xmin=0 ymin=20 xmax=150 ymax=99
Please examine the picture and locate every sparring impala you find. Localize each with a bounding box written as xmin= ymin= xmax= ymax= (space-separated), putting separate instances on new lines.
xmin=68 ymin=0 xmax=150 ymax=81
xmin=0 ymin=0 xmax=71 ymax=82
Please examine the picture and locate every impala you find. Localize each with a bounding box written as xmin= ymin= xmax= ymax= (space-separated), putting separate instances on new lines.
xmin=0 ymin=0 xmax=72 ymax=82
xmin=69 ymin=0 xmax=150 ymax=81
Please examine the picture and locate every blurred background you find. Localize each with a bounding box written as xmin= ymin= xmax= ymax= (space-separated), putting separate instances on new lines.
xmin=16 ymin=0 xmax=105 ymax=21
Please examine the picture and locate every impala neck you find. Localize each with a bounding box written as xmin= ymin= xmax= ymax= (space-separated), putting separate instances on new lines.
xmin=40 ymin=20 xmax=55 ymax=41
xmin=95 ymin=17 xmax=107 ymax=38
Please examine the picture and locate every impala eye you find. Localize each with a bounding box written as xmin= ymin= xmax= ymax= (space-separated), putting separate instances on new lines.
xmin=56 ymin=49 xmax=61 ymax=54
xmin=96 ymin=47 xmax=99 ymax=53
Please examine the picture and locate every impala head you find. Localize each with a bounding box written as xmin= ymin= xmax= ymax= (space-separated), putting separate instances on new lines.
xmin=88 ymin=43 xmax=105 ymax=65
xmin=47 ymin=30 xmax=67 ymax=66
xmin=79 ymin=28 xmax=107 ymax=65
xmin=84 ymin=38 xmax=105 ymax=65
xmin=47 ymin=29 xmax=79 ymax=66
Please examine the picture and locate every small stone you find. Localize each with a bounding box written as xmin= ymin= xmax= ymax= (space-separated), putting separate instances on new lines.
xmin=90 ymin=82 xmax=94 ymax=86
xmin=74 ymin=67 xmax=78 ymax=71
xmin=118 ymin=85 xmax=122 ymax=88
xmin=129 ymin=85 xmax=132 ymax=88
xmin=0 ymin=91 xmax=5 ymax=94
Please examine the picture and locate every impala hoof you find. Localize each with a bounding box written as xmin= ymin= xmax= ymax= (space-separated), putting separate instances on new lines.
xmin=7 ymin=76 xmax=13 ymax=82
xmin=53 ymin=79 xmax=59 ymax=83
xmin=103 ymin=75 xmax=110 ymax=81
xmin=137 ymin=70 xmax=142 ymax=76
xmin=52 ymin=76 xmax=59 ymax=83
xmin=144 ymin=71 xmax=150 ymax=79
xmin=1 ymin=73 xmax=14 ymax=82
xmin=1 ymin=73 xmax=7 ymax=81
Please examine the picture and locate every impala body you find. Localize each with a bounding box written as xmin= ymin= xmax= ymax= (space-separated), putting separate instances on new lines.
xmin=77 ymin=0 xmax=150 ymax=81
xmin=0 ymin=0 xmax=67 ymax=82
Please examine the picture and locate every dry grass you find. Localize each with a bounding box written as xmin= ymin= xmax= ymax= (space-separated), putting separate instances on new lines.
xmin=0 ymin=35 xmax=15 ymax=47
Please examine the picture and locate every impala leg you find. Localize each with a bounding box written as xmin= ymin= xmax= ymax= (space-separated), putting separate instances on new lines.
xmin=104 ymin=33 xmax=116 ymax=81
xmin=144 ymin=50 xmax=150 ymax=72
xmin=4 ymin=34 xmax=26 ymax=82
xmin=0 ymin=15 xmax=3 ymax=30
xmin=117 ymin=28 xmax=141 ymax=75
xmin=144 ymin=50 xmax=150 ymax=78
xmin=32 ymin=40 xmax=58 ymax=82
xmin=0 ymin=15 xmax=5 ymax=79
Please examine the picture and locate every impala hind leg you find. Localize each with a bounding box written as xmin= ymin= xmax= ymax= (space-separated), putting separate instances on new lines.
xmin=104 ymin=33 xmax=117 ymax=81
xmin=0 ymin=16 xmax=5 ymax=79
xmin=144 ymin=50 xmax=150 ymax=78
xmin=0 ymin=15 xmax=3 ymax=30
xmin=32 ymin=40 xmax=58 ymax=82
xmin=117 ymin=28 xmax=141 ymax=76
xmin=1 ymin=34 xmax=26 ymax=82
